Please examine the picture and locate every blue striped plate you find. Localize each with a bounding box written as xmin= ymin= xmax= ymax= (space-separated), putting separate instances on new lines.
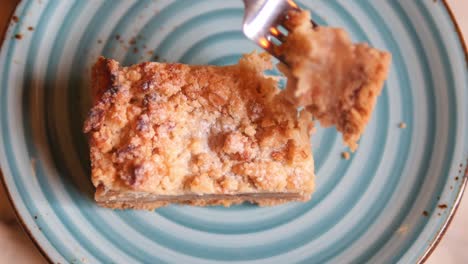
xmin=1 ymin=1 xmax=467 ymax=263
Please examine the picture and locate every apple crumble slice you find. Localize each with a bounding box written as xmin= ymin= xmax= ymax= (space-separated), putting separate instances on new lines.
xmin=83 ymin=53 xmax=315 ymax=210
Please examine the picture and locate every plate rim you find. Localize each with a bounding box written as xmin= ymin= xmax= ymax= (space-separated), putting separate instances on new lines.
xmin=0 ymin=1 xmax=52 ymax=263
xmin=0 ymin=1 xmax=466 ymax=263
xmin=414 ymin=2 xmax=468 ymax=262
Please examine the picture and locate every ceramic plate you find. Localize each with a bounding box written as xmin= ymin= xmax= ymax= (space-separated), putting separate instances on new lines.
xmin=1 ymin=1 xmax=467 ymax=263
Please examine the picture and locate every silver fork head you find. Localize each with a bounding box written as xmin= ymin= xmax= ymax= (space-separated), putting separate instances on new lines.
xmin=242 ymin=0 xmax=301 ymax=63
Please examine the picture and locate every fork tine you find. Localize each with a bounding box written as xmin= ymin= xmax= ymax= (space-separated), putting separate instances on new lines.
xmin=269 ymin=26 xmax=287 ymax=42
xmin=258 ymin=36 xmax=277 ymax=53
xmin=257 ymin=35 xmax=288 ymax=64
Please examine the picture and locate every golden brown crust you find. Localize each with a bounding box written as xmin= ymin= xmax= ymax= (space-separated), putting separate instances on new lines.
xmin=84 ymin=53 xmax=315 ymax=210
xmin=279 ymin=10 xmax=391 ymax=151
xmin=96 ymin=197 xmax=307 ymax=210
xmin=94 ymin=186 xmax=310 ymax=210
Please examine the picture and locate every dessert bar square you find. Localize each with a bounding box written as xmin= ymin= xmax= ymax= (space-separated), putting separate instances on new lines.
xmin=83 ymin=53 xmax=315 ymax=210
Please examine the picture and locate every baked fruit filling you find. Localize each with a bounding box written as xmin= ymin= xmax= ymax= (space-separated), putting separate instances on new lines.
xmin=278 ymin=10 xmax=391 ymax=150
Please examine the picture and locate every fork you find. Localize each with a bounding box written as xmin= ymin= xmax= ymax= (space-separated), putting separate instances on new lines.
xmin=242 ymin=0 xmax=316 ymax=64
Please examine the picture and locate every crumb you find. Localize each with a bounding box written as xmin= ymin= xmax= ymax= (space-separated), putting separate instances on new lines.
xmin=153 ymin=55 xmax=159 ymax=60
xmin=97 ymin=39 xmax=102 ymax=44
xmin=396 ymin=225 xmax=409 ymax=235
xmin=147 ymin=50 xmax=153 ymax=55
xmin=34 ymin=216 xmax=37 ymax=220
xmin=398 ymin=122 xmax=406 ymax=129
xmin=450 ymin=186 xmax=453 ymax=190
xmin=133 ymin=47 xmax=138 ymax=53
xmin=422 ymin=211 xmax=429 ymax=217
xmin=115 ymin=34 xmax=120 ymax=40
xmin=341 ymin=151 xmax=350 ymax=160
xmin=12 ymin=15 xmax=19 ymax=23
xmin=14 ymin=33 xmax=22 ymax=40
xmin=129 ymin=38 xmax=136 ymax=45
xmin=438 ymin=204 xmax=447 ymax=209
xmin=455 ymin=177 xmax=459 ymax=181
xmin=437 ymin=213 xmax=441 ymax=216
xmin=27 ymin=26 xmax=34 ymax=31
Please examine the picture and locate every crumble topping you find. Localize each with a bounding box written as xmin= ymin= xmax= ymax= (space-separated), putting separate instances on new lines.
xmin=84 ymin=53 xmax=315 ymax=202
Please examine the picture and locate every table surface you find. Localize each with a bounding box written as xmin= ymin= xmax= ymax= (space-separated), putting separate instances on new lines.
xmin=0 ymin=1 xmax=467 ymax=263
